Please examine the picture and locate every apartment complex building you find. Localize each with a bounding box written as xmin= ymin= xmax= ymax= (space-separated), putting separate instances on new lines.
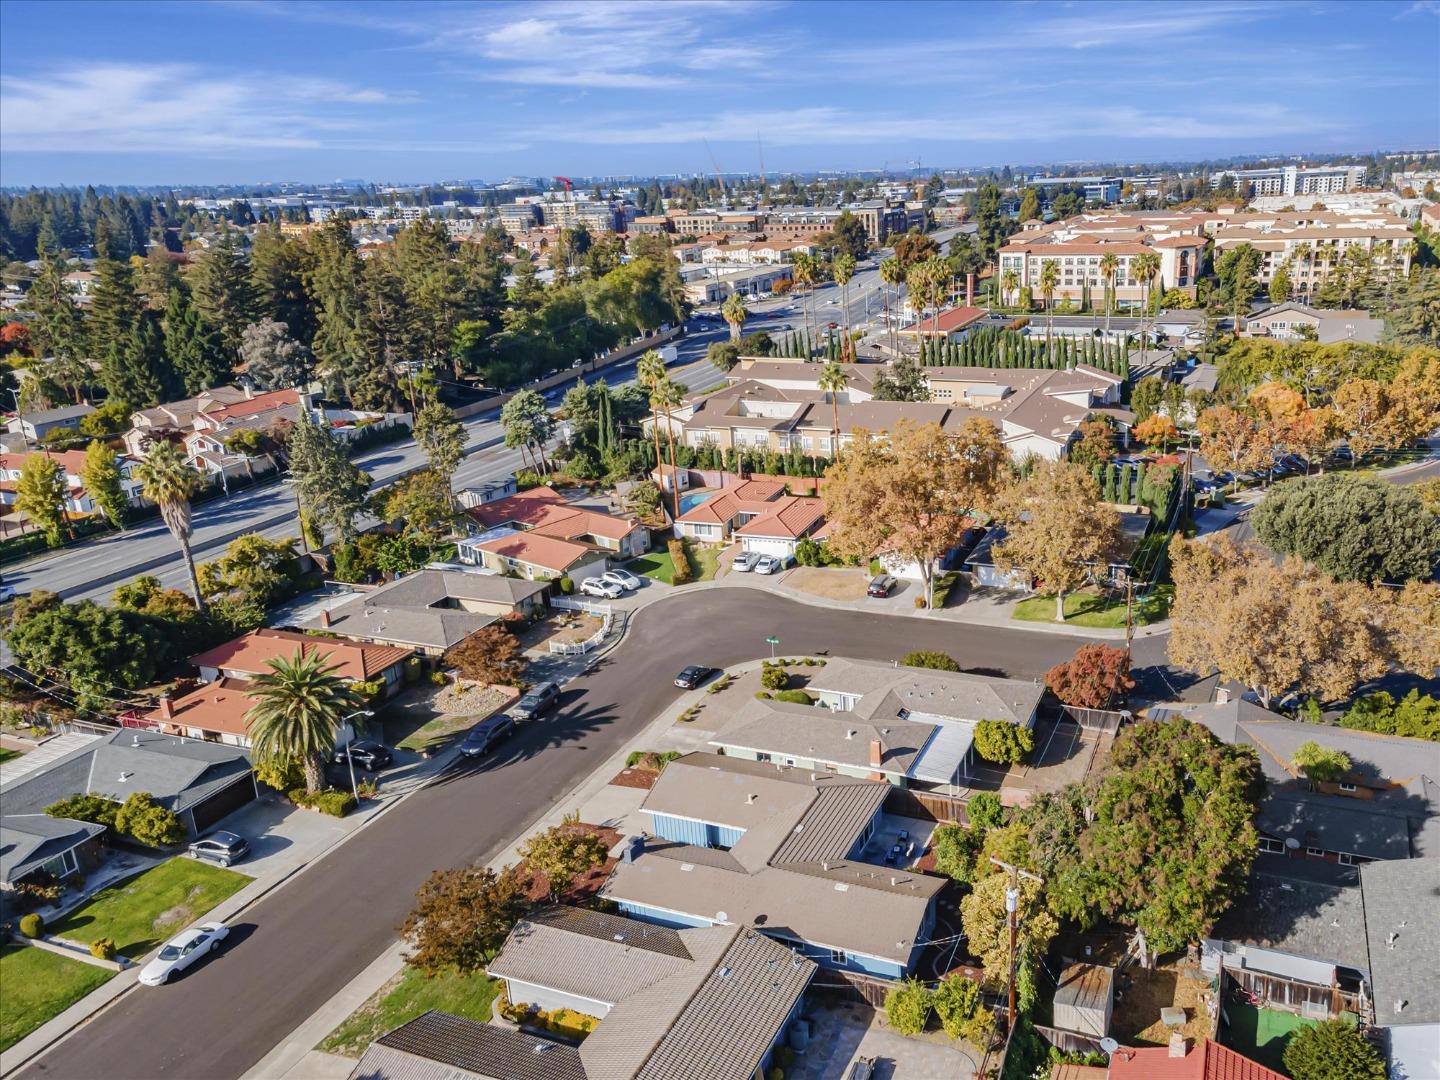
xmin=1025 ymin=175 xmax=1123 ymax=203
xmin=998 ymin=211 xmax=1208 ymax=307
xmin=1209 ymin=164 xmax=1366 ymax=197
xmin=1205 ymin=209 xmax=1414 ymax=295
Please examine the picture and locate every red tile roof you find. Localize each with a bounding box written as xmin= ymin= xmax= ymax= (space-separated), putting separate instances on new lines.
xmin=904 ymin=306 xmax=988 ymax=335
xmin=468 ymin=486 xmax=568 ymax=527
xmin=735 ymin=496 xmax=826 ymax=540
xmin=1108 ymin=1039 xmax=1286 ymax=1080
xmin=0 ymin=450 xmax=91 ymax=475
xmin=469 ymin=486 xmax=638 ymax=542
xmin=189 ymin=628 xmax=413 ymax=682
xmin=197 ymin=388 xmax=301 ymax=424
xmin=144 ymin=677 xmax=256 ymax=738
xmin=475 ymin=531 xmax=593 ymax=572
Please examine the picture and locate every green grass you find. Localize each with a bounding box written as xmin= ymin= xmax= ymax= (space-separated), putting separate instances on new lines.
xmin=1012 ymin=585 xmax=1173 ymax=628
xmin=319 ymin=965 xmax=499 ymax=1058
xmin=1221 ymin=1002 xmax=1315 ymax=1075
xmin=689 ymin=542 xmax=720 ymax=582
xmin=0 ymin=944 xmax=114 ymax=1051
xmin=49 ymin=858 xmax=249 ymax=958
xmin=0 ymin=747 xmax=21 ymax=765
xmin=627 ymin=550 xmax=680 ymax=584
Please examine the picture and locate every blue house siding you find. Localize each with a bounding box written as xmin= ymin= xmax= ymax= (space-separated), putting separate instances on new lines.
xmin=616 ymin=901 xmax=714 ymax=930
xmin=767 ymin=933 xmax=906 ymax=980
xmin=648 ymin=812 xmax=744 ymax=849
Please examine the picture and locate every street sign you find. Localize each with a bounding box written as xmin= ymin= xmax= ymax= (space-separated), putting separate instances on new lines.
xmin=764 ymin=636 xmax=780 ymax=645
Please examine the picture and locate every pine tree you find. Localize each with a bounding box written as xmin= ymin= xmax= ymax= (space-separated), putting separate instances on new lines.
xmin=190 ymin=229 xmax=258 ymax=358
xmin=90 ymin=226 xmax=144 ymax=399
xmin=22 ymin=239 xmax=89 ymax=401
xmin=164 ymin=289 xmax=229 ymax=395
xmin=123 ymin=311 xmax=171 ymax=407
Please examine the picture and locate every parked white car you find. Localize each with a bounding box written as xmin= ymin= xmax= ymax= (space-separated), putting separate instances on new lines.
xmin=601 ymin=569 xmax=642 ymax=592
xmin=754 ymin=555 xmax=789 ymax=575
xmin=579 ymin=577 xmax=624 ymax=599
xmin=732 ymin=551 xmax=761 ymax=573
xmin=138 ymin=922 xmax=229 ymax=986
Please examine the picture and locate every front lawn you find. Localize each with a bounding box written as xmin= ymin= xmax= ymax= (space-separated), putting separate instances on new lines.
xmin=627 ymin=550 xmax=680 ymax=584
xmin=319 ymin=965 xmax=499 ymax=1058
xmin=689 ymin=543 xmax=720 ymax=582
xmin=1012 ymin=585 xmax=1173 ymax=628
xmin=0 ymin=747 xmax=21 ymax=765
xmin=0 ymin=945 xmax=114 ymax=1051
xmin=626 ymin=541 xmax=717 ymax=586
xmin=50 ymin=857 xmax=249 ymax=957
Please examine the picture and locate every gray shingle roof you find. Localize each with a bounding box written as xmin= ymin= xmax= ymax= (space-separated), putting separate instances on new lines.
xmin=348 ymin=1011 xmax=584 ymax=1080
xmin=0 ymin=814 xmax=105 ymax=884
xmin=813 ymin=657 xmax=1045 ymax=727
xmin=1257 ymin=792 xmax=1414 ymax=862
xmin=1210 ymin=871 xmax=1371 ymax=973
xmin=711 ymin=696 xmax=937 ymax=777
xmin=1360 ymin=859 xmax=1440 ymax=1026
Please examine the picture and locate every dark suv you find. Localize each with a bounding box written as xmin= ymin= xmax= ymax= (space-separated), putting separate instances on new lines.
xmin=332 ymin=740 xmax=393 ymax=771
xmin=460 ymin=714 xmax=515 ymax=757
xmin=866 ymin=574 xmax=897 ymax=597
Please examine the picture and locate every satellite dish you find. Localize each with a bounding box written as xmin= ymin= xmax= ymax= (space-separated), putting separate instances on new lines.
xmin=1284 ymin=837 xmax=1301 ymax=850
xmin=1100 ymin=1038 xmax=1120 ymax=1055
xmin=716 ymin=910 xmax=729 ymax=922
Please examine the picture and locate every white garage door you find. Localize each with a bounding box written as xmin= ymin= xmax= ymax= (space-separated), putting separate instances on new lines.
xmin=742 ymin=537 xmax=794 ymax=557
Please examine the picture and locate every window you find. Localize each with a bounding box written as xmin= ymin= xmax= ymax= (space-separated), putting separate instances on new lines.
xmin=830 ymin=948 xmax=848 ymax=965
xmin=1258 ymin=837 xmax=1285 ymax=855
xmin=1338 ymin=852 xmax=1358 ymax=866
xmin=783 ymin=757 xmax=797 ymax=767
xmin=756 ymin=753 xmax=772 ymax=763
xmin=1338 ymin=782 xmax=1356 ymax=793
xmin=1306 ymin=847 xmax=1326 ymax=859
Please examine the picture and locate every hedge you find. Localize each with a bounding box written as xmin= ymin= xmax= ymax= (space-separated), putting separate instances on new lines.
xmin=288 ymin=788 xmax=358 ymax=817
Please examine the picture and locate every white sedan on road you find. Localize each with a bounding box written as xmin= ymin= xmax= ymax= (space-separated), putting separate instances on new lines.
xmin=138 ymin=922 xmax=229 ymax=986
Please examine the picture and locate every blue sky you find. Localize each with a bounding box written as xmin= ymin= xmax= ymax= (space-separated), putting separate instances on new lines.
xmin=2 ymin=0 xmax=1438 ymax=187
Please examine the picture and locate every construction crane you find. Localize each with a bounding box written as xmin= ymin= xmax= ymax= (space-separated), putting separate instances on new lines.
xmin=552 ymin=176 xmax=574 ymax=202
xmin=702 ymin=138 xmax=727 ymax=203
xmin=757 ymin=133 xmax=767 ymax=205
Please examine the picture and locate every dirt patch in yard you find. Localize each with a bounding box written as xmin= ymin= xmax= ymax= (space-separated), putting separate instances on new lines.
xmin=609 ymin=767 xmax=660 ymax=790
xmin=513 ymin=613 xmax=605 ymax=652
xmin=783 ymin=566 xmax=868 ymax=601
xmin=152 ymin=886 xmax=206 ymax=936
xmin=1112 ymin=960 xmax=1217 ymax=1047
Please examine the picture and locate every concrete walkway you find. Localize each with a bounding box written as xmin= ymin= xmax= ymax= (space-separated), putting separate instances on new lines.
xmin=0 ymin=732 xmax=100 ymax=790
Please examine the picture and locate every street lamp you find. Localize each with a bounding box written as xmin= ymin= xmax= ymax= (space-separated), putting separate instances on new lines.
xmin=340 ymin=709 xmax=374 ymax=796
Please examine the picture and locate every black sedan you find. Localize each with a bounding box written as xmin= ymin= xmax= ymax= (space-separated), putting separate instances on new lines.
xmin=332 ymin=740 xmax=393 ymax=771
xmin=673 ymin=665 xmax=716 ymax=690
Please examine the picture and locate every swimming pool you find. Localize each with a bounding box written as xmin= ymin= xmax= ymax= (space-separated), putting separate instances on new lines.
xmin=678 ymin=491 xmax=715 ymax=515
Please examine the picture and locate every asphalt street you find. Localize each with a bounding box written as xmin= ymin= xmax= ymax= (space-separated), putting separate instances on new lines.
xmin=16 ymin=588 xmax=1184 ymax=1080
xmin=4 ymin=258 xmax=893 ymax=608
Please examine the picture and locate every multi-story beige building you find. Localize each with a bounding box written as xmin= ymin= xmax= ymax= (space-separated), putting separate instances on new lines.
xmin=998 ymin=212 xmax=1208 ymax=308
xmin=1204 ymin=209 xmax=1414 ymax=296
xmin=1209 ymin=165 xmax=1365 ymax=198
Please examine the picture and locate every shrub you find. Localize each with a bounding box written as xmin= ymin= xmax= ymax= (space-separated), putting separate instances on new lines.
xmin=1283 ymin=1018 xmax=1385 ymax=1080
xmin=774 ymin=689 xmax=814 ymax=705
xmin=558 ymin=576 xmax=575 ymax=595
xmin=759 ymin=664 xmax=789 ymax=691
xmin=625 ymin=750 xmax=681 ymax=770
xmin=902 ymin=651 xmax=961 ymax=672
xmin=19 ymin=913 xmax=43 ymax=939
xmin=114 ymin=792 xmax=186 ymax=847
xmin=972 ymin=720 xmax=1034 ymax=765
xmin=705 ymin=673 xmax=733 ymax=694
xmin=90 ymin=937 xmax=117 ymax=960
xmin=667 ymin=538 xmax=693 ymax=584
xmin=430 ymin=670 xmax=449 ymax=686
xmin=966 ymin=792 xmax=1005 ymax=831
xmin=913 ymin=596 xmax=927 ymax=609
xmin=754 ymin=691 xmax=772 ymax=700
xmin=769 ymin=1071 xmax=783 ymax=1080
xmin=515 ymin=470 xmax=543 ymax=490
xmin=933 ymin=973 xmax=985 ymax=1040
xmin=254 ymin=756 xmax=306 ymax=793
xmin=933 ymin=823 xmax=984 ymax=884
xmin=288 ymin=788 xmax=358 ymax=816
xmin=883 ymin=977 xmax=932 ymax=1035
xmin=45 ymin=793 xmax=118 ymax=829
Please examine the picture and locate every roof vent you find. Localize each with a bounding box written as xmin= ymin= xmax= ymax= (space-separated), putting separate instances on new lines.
xmin=719 ymin=966 xmax=732 ymax=978
xmin=118 ymin=771 xmax=133 ymax=782
xmin=747 ymin=793 xmax=757 ymax=804
xmin=846 ymin=729 xmax=856 ymax=739
xmin=1395 ymin=999 xmax=1407 ymax=1014
xmin=1387 ymin=932 xmax=1399 ymax=949
xmin=834 ymin=883 xmax=849 ymax=892
xmin=681 ymin=863 xmax=695 ymax=872
xmin=131 ymin=734 xmax=141 ymax=746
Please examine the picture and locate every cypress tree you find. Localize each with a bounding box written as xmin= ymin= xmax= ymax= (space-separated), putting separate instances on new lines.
xmin=164 ymin=289 xmax=229 ymax=395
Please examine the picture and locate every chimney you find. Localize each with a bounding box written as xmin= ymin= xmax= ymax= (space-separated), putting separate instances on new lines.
xmin=1168 ymin=1033 xmax=1187 ymax=1059
xmin=965 ymin=272 xmax=975 ymax=307
xmin=158 ymin=693 xmax=174 ymax=720
xmin=320 ymin=609 xmax=331 ymax=629
xmin=869 ymin=739 xmax=883 ymax=767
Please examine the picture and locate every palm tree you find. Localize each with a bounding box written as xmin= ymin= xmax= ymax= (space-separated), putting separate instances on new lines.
xmin=1098 ymin=252 xmax=1119 ymax=338
xmin=136 ymin=440 xmax=205 ymax=612
xmin=1038 ymin=259 xmax=1060 ymax=362
xmin=818 ymin=362 xmax=848 ymax=459
xmin=721 ymin=292 xmax=749 ymax=343
xmin=636 ymin=349 xmax=669 ymax=505
xmin=792 ymin=253 xmax=818 ymax=355
xmin=651 ymin=378 xmax=685 ymax=521
xmin=879 ymin=256 xmax=904 ymax=353
xmin=832 ymin=253 xmax=857 ymax=339
xmin=245 ymin=651 xmax=362 ymax=795
xmin=1001 ymin=268 xmax=1020 ymax=312
xmin=1132 ymin=251 xmax=1161 ymax=368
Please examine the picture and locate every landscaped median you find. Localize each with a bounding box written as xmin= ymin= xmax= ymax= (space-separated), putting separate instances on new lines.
xmin=0 ymin=945 xmax=114 ymax=1052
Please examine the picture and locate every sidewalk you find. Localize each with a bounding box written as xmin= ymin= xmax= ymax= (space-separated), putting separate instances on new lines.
xmin=0 ymin=740 xmax=466 ymax=1077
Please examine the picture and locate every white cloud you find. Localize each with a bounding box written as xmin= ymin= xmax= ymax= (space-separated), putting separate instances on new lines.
xmin=0 ymin=63 xmax=407 ymax=153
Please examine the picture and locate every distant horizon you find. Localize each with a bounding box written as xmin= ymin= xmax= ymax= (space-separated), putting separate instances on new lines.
xmin=3 ymin=0 xmax=1438 ymax=188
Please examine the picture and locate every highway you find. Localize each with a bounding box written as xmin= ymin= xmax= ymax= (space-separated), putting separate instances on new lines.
xmin=4 ymin=258 xmax=892 ymax=608
xmin=14 ymin=588 xmax=1182 ymax=1080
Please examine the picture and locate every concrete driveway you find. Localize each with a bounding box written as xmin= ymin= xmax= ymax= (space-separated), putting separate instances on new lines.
xmin=207 ymin=796 xmax=356 ymax=883
xmin=788 ymin=1000 xmax=982 ymax=1080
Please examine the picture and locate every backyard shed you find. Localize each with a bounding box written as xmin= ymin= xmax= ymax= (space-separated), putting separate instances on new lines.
xmin=1053 ymin=962 xmax=1114 ymax=1038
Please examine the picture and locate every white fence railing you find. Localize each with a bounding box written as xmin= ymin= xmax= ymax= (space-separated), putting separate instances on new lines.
xmin=548 ymin=599 xmax=615 ymax=655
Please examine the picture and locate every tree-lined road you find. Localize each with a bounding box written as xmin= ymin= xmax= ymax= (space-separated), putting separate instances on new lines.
xmin=15 ymin=589 xmax=1180 ymax=1080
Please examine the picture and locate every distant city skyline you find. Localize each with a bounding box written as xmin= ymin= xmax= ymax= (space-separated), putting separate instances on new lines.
xmin=2 ymin=0 xmax=1438 ymax=187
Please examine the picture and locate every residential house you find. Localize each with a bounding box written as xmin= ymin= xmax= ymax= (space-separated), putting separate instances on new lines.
xmin=712 ymin=657 xmax=1043 ymax=794
xmin=602 ymin=752 xmax=946 ymax=979
xmin=124 ymin=385 xmax=271 ymax=456
xmin=465 ymin=486 xmax=649 ymax=561
xmin=0 ymin=448 xmax=143 ymax=516
xmin=1105 ymin=1038 xmax=1285 ymax=1080
xmin=1359 ymin=859 xmax=1440 ymax=1080
xmin=1149 ymin=700 xmax=1440 ymax=874
xmin=669 ymin=478 xmax=826 ymax=560
xmin=485 ymin=906 xmax=813 ymax=1079
xmin=963 ymin=508 xmax=1152 ymax=591
xmin=1 ymin=815 xmax=106 ymax=894
xmin=1240 ymin=302 xmax=1384 ymax=345
xmin=299 ymin=570 xmax=548 ymax=657
xmin=1 ymin=729 xmax=256 ymax=838
xmin=189 ymin=628 xmax=414 ymax=697
xmin=5 ymin=403 xmax=96 ymax=443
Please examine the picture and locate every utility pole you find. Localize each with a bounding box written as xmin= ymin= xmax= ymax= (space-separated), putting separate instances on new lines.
xmin=1123 ymin=575 xmax=1135 ymax=663
xmin=989 ymin=857 xmax=1043 ymax=1032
